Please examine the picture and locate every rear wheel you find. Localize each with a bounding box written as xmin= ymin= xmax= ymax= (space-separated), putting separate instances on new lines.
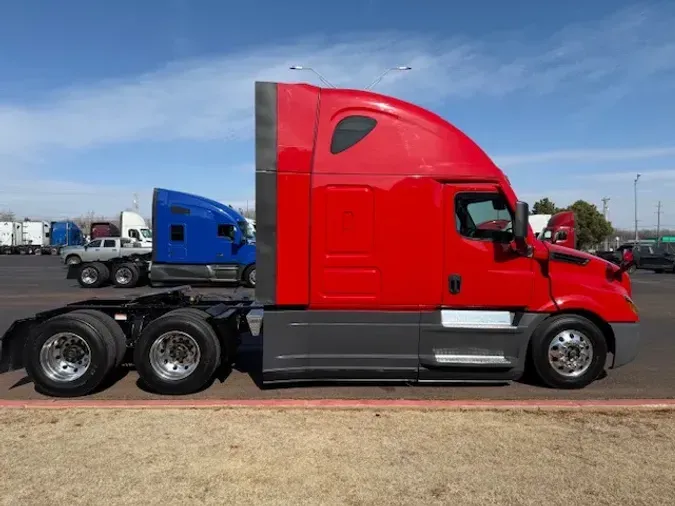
xmin=134 ymin=313 xmax=221 ymax=395
xmin=77 ymin=262 xmax=109 ymax=288
xmin=112 ymin=263 xmax=140 ymax=288
xmin=66 ymin=255 xmax=81 ymax=265
xmin=67 ymin=309 xmax=128 ymax=367
xmin=24 ymin=312 xmax=118 ymax=397
xmin=530 ymin=314 xmax=607 ymax=389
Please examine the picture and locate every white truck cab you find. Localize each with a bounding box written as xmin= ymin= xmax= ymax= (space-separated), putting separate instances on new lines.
xmin=528 ymin=214 xmax=552 ymax=240
xmin=120 ymin=211 xmax=152 ymax=246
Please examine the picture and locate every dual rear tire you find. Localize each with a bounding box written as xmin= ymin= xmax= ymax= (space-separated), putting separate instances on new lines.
xmin=24 ymin=308 xmax=223 ymax=397
xmin=76 ymin=262 xmax=142 ymax=288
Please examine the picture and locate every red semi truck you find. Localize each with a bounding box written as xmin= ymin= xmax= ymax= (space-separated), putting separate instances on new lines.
xmin=541 ymin=211 xmax=576 ymax=249
xmin=0 ymin=81 xmax=640 ymax=397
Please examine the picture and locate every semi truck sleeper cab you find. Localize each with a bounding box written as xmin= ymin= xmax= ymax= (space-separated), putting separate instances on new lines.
xmin=0 ymin=81 xmax=640 ymax=397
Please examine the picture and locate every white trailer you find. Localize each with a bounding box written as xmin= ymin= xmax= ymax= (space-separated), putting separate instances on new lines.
xmin=17 ymin=220 xmax=50 ymax=255
xmin=529 ymin=214 xmax=552 ymax=240
xmin=0 ymin=222 xmax=17 ymax=254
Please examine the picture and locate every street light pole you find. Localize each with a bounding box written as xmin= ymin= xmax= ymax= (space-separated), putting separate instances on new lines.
xmin=288 ymin=66 xmax=336 ymax=88
xmin=289 ymin=66 xmax=412 ymax=90
xmin=634 ymin=173 xmax=641 ymax=243
xmin=365 ymin=66 xmax=412 ymax=90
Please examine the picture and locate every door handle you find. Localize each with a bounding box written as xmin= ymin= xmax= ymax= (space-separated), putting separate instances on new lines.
xmin=448 ymin=274 xmax=462 ymax=294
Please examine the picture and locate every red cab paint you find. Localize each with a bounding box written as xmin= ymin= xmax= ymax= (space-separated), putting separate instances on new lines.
xmin=541 ymin=211 xmax=576 ymax=249
xmin=269 ymin=82 xmax=633 ymax=325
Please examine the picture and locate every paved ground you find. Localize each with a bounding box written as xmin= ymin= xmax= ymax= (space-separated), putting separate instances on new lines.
xmin=0 ymin=255 xmax=673 ymax=400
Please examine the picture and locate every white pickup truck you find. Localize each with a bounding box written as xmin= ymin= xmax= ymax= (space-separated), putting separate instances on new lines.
xmin=61 ymin=237 xmax=151 ymax=265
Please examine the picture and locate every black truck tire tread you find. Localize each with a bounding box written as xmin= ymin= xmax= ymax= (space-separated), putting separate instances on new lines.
xmin=242 ymin=264 xmax=256 ymax=288
xmin=24 ymin=312 xmax=118 ymax=397
xmin=530 ymin=314 xmax=608 ymax=390
xmin=162 ymin=308 xmax=211 ymax=320
xmin=111 ymin=262 xmax=140 ymax=288
xmin=133 ymin=313 xmax=221 ymax=395
xmin=67 ymin=309 xmax=128 ymax=367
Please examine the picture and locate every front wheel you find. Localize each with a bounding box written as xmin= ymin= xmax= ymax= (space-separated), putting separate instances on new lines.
xmin=66 ymin=255 xmax=81 ymax=265
xmin=242 ymin=264 xmax=256 ymax=288
xmin=529 ymin=314 xmax=607 ymax=389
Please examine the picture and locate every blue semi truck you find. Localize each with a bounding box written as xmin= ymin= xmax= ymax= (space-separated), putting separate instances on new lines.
xmin=67 ymin=188 xmax=257 ymax=288
xmin=49 ymin=221 xmax=85 ymax=254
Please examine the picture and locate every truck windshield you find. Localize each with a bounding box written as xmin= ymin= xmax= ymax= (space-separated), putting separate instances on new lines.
xmin=541 ymin=229 xmax=553 ymax=241
xmin=238 ymin=220 xmax=255 ymax=240
xmin=140 ymin=228 xmax=152 ymax=239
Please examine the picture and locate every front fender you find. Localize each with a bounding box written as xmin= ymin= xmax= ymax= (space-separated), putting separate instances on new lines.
xmin=534 ymin=294 xmax=636 ymax=323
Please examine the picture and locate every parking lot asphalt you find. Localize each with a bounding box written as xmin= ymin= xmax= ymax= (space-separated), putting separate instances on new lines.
xmin=0 ymin=255 xmax=673 ymax=400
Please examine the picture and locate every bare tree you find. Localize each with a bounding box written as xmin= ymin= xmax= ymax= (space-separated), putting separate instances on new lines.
xmin=0 ymin=209 xmax=15 ymax=221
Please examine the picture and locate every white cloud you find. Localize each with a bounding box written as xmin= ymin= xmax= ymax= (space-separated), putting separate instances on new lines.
xmin=494 ymin=148 xmax=675 ymax=168
xmin=0 ymin=4 xmax=674 ymax=160
xmin=0 ymin=179 xmax=255 ymax=220
xmin=1 ymin=4 xmax=675 ymax=218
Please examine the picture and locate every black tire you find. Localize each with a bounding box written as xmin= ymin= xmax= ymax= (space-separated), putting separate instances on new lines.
xmin=77 ymin=262 xmax=109 ymax=288
xmin=530 ymin=314 xmax=608 ymax=389
xmin=23 ymin=311 xmax=118 ymax=397
xmin=654 ymin=269 xmax=664 ymax=274
xmin=164 ymin=308 xmax=211 ymax=320
xmin=133 ymin=314 xmax=221 ymax=395
xmin=111 ymin=263 xmax=140 ymax=288
xmin=66 ymin=255 xmax=81 ymax=265
xmin=242 ymin=264 xmax=256 ymax=288
xmin=68 ymin=309 xmax=128 ymax=367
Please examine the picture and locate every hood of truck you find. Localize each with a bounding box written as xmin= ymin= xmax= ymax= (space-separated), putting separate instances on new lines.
xmin=544 ymin=242 xmax=635 ymax=322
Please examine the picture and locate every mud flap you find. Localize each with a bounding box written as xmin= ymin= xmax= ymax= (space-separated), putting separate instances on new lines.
xmin=66 ymin=264 xmax=81 ymax=280
xmin=0 ymin=319 xmax=34 ymax=373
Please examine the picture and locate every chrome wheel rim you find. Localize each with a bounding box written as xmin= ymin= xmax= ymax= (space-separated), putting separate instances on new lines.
xmin=115 ymin=267 xmax=133 ymax=285
xmin=548 ymin=329 xmax=594 ymax=378
xmin=249 ymin=268 xmax=256 ymax=285
xmin=39 ymin=332 xmax=91 ymax=382
xmin=148 ymin=331 xmax=201 ymax=381
xmin=81 ymin=267 xmax=98 ymax=284
xmin=67 ymin=257 xmax=80 ymax=265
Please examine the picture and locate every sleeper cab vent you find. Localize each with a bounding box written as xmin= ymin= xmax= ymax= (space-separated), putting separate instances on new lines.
xmin=550 ymin=251 xmax=589 ymax=266
xmin=330 ymin=116 xmax=377 ymax=154
xmin=170 ymin=205 xmax=190 ymax=215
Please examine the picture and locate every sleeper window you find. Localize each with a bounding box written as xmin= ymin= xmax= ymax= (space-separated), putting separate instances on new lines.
xmin=455 ymin=193 xmax=514 ymax=243
xmin=170 ymin=225 xmax=184 ymax=242
xmin=330 ymin=116 xmax=377 ymax=154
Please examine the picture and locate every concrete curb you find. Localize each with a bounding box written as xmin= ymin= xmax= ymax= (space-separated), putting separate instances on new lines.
xmin=1 ymin=398 xmax=675 ymax=410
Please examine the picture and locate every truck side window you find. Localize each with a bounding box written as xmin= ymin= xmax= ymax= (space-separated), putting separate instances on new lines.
xmin=129 ymin=229 xmax=139 ymax=239
xmin=455 ymin=193 xmax=514 ymax=243
xmin=103 ymin=239 xmax=116 ymax=248
xmin=217 ymin=224 xmax=235 ymax=241
xmin=170 ymin=225 xmax=184 ymax=242
xmin=555 ymin=231 xmax=568 ymax=242
xmin=330 ymin=116 xmax=377 ymax=154
xmin=88 ymin=240 xmax=102 ymax=248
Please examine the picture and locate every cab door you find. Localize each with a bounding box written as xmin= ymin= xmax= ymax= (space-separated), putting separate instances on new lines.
xmin=441 ymin=183 xmax=534 ymax=309
xmin=418 ymin=184 xmax=536 ymax=380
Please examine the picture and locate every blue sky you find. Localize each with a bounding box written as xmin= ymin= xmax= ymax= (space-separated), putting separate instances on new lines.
xmin=1 ymin=0 xmax=675 ymax=229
